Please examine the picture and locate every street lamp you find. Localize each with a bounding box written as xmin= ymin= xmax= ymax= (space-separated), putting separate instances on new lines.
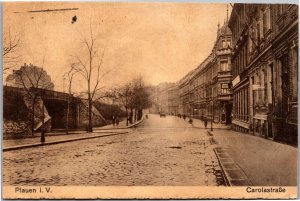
xmin=41 ymin=90 xmax=46 ymax=143
xmin=211 ymin=100 xmax=214 ymax=131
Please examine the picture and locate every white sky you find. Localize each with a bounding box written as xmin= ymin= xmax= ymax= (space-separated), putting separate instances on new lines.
xmin=3 ymin=2 xmax=231 ymax=93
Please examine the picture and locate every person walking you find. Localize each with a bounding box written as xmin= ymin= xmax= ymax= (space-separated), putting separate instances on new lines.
xmin=204 ymin=117 xmax=208 ymax=129
xmin=112 ymin=115 xmax=115 ymax=126
xmin=116 ymin=115 xmax=120 ymax=126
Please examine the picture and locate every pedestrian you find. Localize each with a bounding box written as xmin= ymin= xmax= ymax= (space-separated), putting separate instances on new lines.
xmin=116 ymin=115 xmax=120 ymax=126
xmin=112 ymin=115 xmax=115 ymax=126
xmin=204 ymin=117 xmax=208 ymax=128
xmin=183 ymin=114 xmax=186 ymax=120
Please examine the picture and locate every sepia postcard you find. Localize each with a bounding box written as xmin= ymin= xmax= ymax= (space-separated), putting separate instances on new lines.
xmin=2 ymin=1 xmax=298 ymax=199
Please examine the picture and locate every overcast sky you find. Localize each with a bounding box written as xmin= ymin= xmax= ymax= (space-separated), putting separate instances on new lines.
xmin=3 ymin=2 xmax=231 ymax=92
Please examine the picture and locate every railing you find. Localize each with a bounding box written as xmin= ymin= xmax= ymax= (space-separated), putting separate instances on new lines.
xmin=218 ymin=71 xmax=231 ymax=76
xmin=30 ymin=87 xmax=73 ymax=102
xmin=216 ymin=49 xmax=231 ymax=56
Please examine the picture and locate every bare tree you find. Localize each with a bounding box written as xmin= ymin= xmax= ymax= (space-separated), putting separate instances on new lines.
xmin=9 ymin=59 xmax=54 ymax=136
xmin=64 ymin=63 xmax=78 ymax=134
xmin=71 ymin=26 xmax=105 ymax=132
xmin=3 ymin=29 xmax=21 ymax=72
xmin=131 ymin=76 xmax=151 ymax=121
xmin=112 ymin=77 xmax=151 ymax=125
xmin=112 ymin=83 xmax=134 ymax=126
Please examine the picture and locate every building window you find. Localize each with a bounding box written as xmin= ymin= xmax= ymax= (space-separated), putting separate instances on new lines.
xmin=265 ymin=7 xmax=271 ymax=30
xmin=227 ymin=40 xmax=231 ymax=48
xmin=221 ymin=61 xmax=229 ymax=71
xmin=259 ymin=18 xmax=264 ymax=39
xmin=221 ymin=88 xmax=230 ymax=94
xmin=263 ymin=69 xmax=267 ymax=105
xmin=222 ymin=40 xmax=226 ymax=48
xmin=248 ymin=37 xmax=253 ymax=54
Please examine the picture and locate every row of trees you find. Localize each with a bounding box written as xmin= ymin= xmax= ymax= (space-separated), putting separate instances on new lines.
xmin=111 ymin=77 xmax=152 ymax=126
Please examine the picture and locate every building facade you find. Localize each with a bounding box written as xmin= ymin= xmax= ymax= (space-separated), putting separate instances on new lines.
xmin=149 ymin=83 xmax=175 ymax=114
xmin=229 ymin=4 xmax=298 ymax=143
xmin=178 ymin=19 xmax=233 ymax=124
xmin=167 ymin=84 xmax=179 ymax=115
xmin=178 ymin=69 xmax=195 ymax=115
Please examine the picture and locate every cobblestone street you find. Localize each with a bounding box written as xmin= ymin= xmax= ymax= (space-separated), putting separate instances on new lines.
xmin=3 ymin=114 xmax=223 ymax=186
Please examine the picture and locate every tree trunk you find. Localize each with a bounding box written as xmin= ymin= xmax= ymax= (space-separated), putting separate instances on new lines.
xmin=66 ymin=98 xmax=70 ymax=134
xmin=125 ymin=107 xmax=128 ymax=126
xmin=31 ymin=98 xmax=36 ymax=136
xmin=130 ymin=109 xmax=133 ymax=124
xmin=88 ymin=93 xmax=93 ymax=132
xmin=138 ymin=109 xmax=143 ymax=120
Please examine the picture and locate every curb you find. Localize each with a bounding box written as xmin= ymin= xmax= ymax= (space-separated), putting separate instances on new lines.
xmin=213 ymin=147 xmax=251 ymax=186
xmin=127 ymin=117 xmax=144 ymax=128
xmin=208 ymin=130 xmax=251 ymax=186
xmin=95 ymin=118 xmax=144 ymax=130
xmin=3 ymin=131 xmax=129 ymax=152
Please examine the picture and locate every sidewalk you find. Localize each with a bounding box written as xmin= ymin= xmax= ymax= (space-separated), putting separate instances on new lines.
xmin=3 ymin=118 xmax=144 ymax=151
xmin=180 ymin=117 xmax=230 ymax=129
xmin=3 ymin=130 xmax=129 ymax=151
xmin=209 ymin=129 xmax=297 ymax=186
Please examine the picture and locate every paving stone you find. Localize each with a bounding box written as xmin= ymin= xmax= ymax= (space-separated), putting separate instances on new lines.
xmin=3 ymin=115 xmax=225 ymax=186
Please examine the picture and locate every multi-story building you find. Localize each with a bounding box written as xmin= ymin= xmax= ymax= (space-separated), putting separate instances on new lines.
xmin=229 ymin=4 xmax=298 ymax=143
xmin=150 ymin=82 xmax=175 ymax=114
xmin=214 ymin=22 xmax=233 ymax=125
xmin=178 ymin=69 xmax=196 ymax=115
xmin=167 ymin=84 xmax=179 ymax=115
xmin=178 ymin=18 xmax=233 ymax=124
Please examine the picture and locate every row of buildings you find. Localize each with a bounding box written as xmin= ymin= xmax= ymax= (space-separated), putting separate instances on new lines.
xmin=151 ymin=4 xmax=298 ymax=144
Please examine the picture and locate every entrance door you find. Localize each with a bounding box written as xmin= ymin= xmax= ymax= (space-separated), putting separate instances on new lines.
xmin=225 ymin=103 xmax=232 ymax=125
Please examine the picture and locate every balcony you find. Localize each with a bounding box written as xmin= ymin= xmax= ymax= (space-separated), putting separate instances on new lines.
xmin=218 ymin=71 xmax=232 ymax=78
xmin=216 ymin=48 xmax=231 ymax=56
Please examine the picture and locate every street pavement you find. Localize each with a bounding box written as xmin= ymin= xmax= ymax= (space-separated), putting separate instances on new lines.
xmin=2 ymin=114 xmax=224 ymax=186
xmin=2 ymin=114 xmax=297 ymax=186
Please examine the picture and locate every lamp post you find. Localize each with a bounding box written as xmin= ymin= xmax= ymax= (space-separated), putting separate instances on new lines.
xmin=41 ymin=90 xmax=46 ymax=143
xmin=211 ymin=100 xmax=214 ymax=131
